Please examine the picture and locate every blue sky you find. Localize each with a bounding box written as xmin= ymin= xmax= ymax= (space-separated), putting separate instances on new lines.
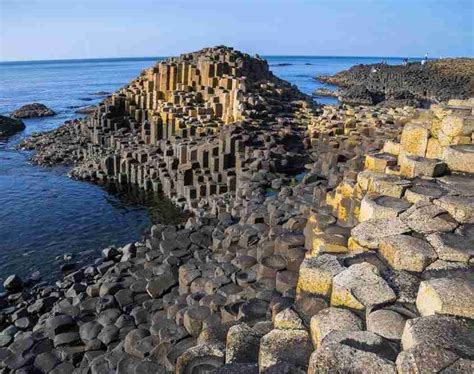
xmin=1 ymin=0 xmax=472 ymax=61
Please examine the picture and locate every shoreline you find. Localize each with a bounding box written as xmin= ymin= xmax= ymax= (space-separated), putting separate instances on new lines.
xmin=1 ymin=47 xmax=473 ymax=373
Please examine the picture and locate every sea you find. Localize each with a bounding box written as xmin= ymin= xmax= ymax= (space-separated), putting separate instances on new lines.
xmin=0 ymin=55 xmax=409 ymax=286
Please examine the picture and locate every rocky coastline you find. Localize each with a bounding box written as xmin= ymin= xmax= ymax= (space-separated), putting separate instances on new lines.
xmin=2 ymin=47 xmax=474 ymax=373
xmin=316 ymin=58 xmax=474 ymax=107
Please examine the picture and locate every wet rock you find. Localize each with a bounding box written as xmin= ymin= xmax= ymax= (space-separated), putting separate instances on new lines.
xmin=3 ymin=274 xmax=23 ymax=293
xmin=0 ymin=116 xmax=25 ymax=137
xmin=11 ymin=103 xmax=55 ymax=118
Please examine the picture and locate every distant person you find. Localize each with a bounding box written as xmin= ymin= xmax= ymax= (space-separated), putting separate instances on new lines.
xmin=402 ymin=58 xmax=408 ymax=66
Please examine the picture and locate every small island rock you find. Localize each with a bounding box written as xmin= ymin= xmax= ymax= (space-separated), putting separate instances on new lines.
xmin=11 ymin=103 xmax=55 ymax=118
xmin=0 ymin=115 xmax=25 ymax=136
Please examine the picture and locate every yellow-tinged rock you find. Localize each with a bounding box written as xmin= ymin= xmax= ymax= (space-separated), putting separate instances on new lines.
xmin=440 ymin=115 xmax=474 ymax=137
xmin=400 ymin=122 xmax=430 ymax=157
xmin=379 ymin=234 xmax=438 ymax=272
xmin=416 ymin=278 xmax=474 ymax=319
xmin=364 ymin=153 xmax=397 ymax=173
xmin=442 ymin=144 xmax=474 ymax=174
xmin=296 ymin=255 xmax=344 ymax=298
xmin=347 ymin=237 xmax=370 ymax=252
xmin=430 ymin=117 xmax=442 ymax=138
xmin=426 ymin=138 xmax=443 ymax=159
xmin=303 ymin=213 xmax=336 ymax=250
xmin=382 ymin=141 xmax=401 ymax=156
xmin=311 ymin=232 xmax=348 ymax=256
xmin=310 ymin=307 xmax=362 ymax=348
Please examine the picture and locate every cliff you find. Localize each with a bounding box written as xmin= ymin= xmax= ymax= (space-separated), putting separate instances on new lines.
xmin=317 ymin=58 xmax=474 ymax=106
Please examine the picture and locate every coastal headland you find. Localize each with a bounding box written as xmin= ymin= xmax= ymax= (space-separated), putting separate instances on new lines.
xmin=316 ymin=58 xmax=474 ymax=107
xmin=2 ymin=47 xmax=474 ymax=373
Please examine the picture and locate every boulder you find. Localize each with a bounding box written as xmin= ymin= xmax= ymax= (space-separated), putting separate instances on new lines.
xmin=3 ymin=274 xmax=23 ymax=292
xmin=0 ymin=116 xmax=25 ymax=137
xmin=11 ymin=103 xmax=55 ymax=118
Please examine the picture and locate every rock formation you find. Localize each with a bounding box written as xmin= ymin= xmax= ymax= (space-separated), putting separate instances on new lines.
xmin=11 ymin=103 xmax=55 ymax=118
xmin=317 ymin=58 xmax=474 ymax=106
xmin=0 ymin=115 xmax=25 ymax=137
xmin=3 ymin=47 xmax=473 ymax=373
xmin=21 ymin=46 xmax=309 ymax=211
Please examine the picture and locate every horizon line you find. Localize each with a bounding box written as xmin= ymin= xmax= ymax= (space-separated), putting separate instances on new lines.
xmin=2 ymin=53 xmax=470 ymax=64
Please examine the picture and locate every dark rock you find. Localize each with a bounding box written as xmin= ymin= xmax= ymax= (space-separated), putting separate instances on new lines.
xmin=11 ymin=103 xmax=55 ymax=118
xmin=0 ymin=116 xmax=25 ymax=137
xmin=3 ymin=274 xmax=23 ymax=292
xmin=317 ymin=58 xmax=474 ymax=105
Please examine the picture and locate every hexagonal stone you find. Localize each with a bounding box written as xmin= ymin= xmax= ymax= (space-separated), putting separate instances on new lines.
xmin=225 ymin=323 xmax=262 ymax=364
xmin=442 ymin=144 xmax=474 ymax=173
xmin=331 ymin=263 xmax=396 ymax=311
xmin=435 ymin=195 xmax=474 ymax=224
xmin=401 ymin=315 xmax=474 ymax=358
xmin=359 ymin=194 xmax=411 ymax=222
xmin=400 ymin=122 xmax=429 ymax=157
xmin=400 ymin=202 xmax=458 ymax=234
xmin=426 ymin=225 xmax=474 ymax=263
xmin=367 ymin=309 xmax=407 ymax=341
xmin=146 ymin=272 xmax=176 ymax=298
xmin=296 ymin=255 xmax=344 ymax=297
xmin=350 ymin=218 xmax=410 ymax=249
xmin=308 ymin=331 xmax=397 ymax=374
xmin=310 ymin=307 xmax=362 ymax=348
xmin=404 ymin=184 xmax=446 ymax=204
xmin=259 ymin=329 xmax=313 ymax=372
xmin=273 ymin=308 xmax=304 ymax=330
xmin=379 ymin=234 xmax=437 ymax=273
xmin=416 ymin=278 xmax=474 ymax=319
xmin=396 ymin=342 xmax=461 ymax=373
xmin=175 ymin=344 xmax=224 ymax=374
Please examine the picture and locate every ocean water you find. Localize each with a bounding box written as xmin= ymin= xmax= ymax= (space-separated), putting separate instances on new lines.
xmin=0 ymin=54 xmax=407 ymax=286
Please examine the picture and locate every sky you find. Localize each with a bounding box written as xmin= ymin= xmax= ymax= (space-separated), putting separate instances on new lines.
xmin=0 ymin=0 xmax=473 ymax=61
